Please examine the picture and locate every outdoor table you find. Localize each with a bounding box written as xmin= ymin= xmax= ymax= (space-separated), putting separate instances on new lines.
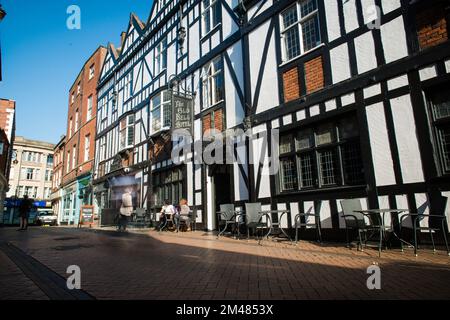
xmin=355 ymin=209 xmax=414 ymax=249
xmin=260 ymin=210 xmax=292 ymax=242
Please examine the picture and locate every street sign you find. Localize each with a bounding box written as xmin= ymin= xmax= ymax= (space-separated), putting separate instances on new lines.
xmin=172 ymin=93 xmax=194 ymax=133
xmin=78 ymin=205 xmax=95 ymax=228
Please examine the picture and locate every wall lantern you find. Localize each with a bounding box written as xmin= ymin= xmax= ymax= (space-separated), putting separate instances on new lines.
xmin=177 ymin=26 xmax=187 ymax=52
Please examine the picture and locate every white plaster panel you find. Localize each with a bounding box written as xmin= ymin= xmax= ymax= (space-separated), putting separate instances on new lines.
xmin=343 ymin=0 xmax=359 ymax=33
xmin=325 ymin=0 xmax=341 ymax=42
xmin=419 ymin=65 xmax=438 ymax=81
xmin=387 ymin=75 xmax=409 ymax=91
xmin=355 ymin=31 xmax=378 ymax=74
xmin=382 ymin=0 xmax=401 ymax=14
xmin=366 ymin=103 xmax=396 ymax=186
xmin=381 ymin=16 xmax=408 ymax=64
xmin=330 ymin=43 xmax=351 ymax=84
xmin=390 ymin=95 xmax=425 ymax=184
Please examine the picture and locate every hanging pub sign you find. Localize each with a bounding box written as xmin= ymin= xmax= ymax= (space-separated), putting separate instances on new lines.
xmin=172 ymin=92 xmax=194 ymax=134
xmin=78 ymin=205 xmax=95 ymax=228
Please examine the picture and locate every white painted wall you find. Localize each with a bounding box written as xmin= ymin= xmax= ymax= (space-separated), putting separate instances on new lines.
xmin=330 ymin=43 xmax=351 ymax=84
xmin=366 ymin=102 xmax=396 ymax=186
xmin=325 ymin=0 xmax=341 ymax=42
xmin=355 ymin=31 xmax=378 ymax=74
xmin=381 ymin=16 xmax=408 ymax=64
xmin=390 ymin=95 xmax=425 ymax=184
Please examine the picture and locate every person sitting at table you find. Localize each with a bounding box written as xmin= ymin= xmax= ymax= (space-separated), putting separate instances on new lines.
xmin=176 ymin=199 xmax=191 ymax=232
xmin=157 ymin=199 xmax=176 ymax=231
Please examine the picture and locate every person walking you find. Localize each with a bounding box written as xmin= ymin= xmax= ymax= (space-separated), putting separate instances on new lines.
xmin=118 ymin=188 xmax=133 ymax=232
xmin=18 ymin=195 xmax=32 ymax=231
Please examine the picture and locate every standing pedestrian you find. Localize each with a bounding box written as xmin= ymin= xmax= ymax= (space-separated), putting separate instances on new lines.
xmin=118 ymin=188 xmax=133 ymax=232
xmin=18 ymin=195 xmax=32 ymax=231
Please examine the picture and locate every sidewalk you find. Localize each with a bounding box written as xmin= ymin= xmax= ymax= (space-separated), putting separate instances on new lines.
xmin=2 ymin=226 xmax=450 ymax=300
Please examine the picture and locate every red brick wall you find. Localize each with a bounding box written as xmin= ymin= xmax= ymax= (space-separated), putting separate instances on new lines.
xmin=214 ymin=109 xmax=223 ymax=132
xmin=202 ymin=109 xmax=224 ymax=134
xmin=203 ymin=114 xmax=211 ymax=134
xmin=417 ymin=4 xmax=448 ymax=50
xmin=282 ymin=67 xmax=300 ymax=103
xmin=304 ymin=56 xmax=324 ymax=94
xmin=62 ymin=46 xmax=107 ymax=187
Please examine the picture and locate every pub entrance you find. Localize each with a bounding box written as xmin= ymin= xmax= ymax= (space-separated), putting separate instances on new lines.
xmin=209 ymin=164 xmax=233 ymax=230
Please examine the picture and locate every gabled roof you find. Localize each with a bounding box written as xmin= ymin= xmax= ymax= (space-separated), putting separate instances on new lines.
xmin=118 ymin=13 xmax=146 ymax=58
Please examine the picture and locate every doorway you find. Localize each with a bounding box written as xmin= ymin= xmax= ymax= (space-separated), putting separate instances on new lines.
xmin=210 ymin=165 xmax=233 ymax=230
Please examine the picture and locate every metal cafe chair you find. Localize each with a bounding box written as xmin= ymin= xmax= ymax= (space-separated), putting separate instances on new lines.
xmin=294 ymin=210 xmax=323 ymax=245
xmin=244 ymin=203 xmax=272 ymax=245
xmin=399 ymin=196 xmax=450 ymax=257
xmin=340 ymin=199 xmax=386 ymax=256
xmin=133 ymin=208 xmax=148 ymax=228
xmin=217 ymin=204 xmax=245 ymax=239
xmin=176 ymin=206 xmax=197 ymax=232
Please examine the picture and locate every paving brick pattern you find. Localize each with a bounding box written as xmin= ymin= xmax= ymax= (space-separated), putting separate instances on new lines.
xmin=1 ymin=227 xmax=450 ymax=300
xmin=0 ymin=247 xmax=48 ymax=300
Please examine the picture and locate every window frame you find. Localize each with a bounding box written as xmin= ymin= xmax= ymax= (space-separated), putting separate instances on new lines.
xmin=120 ymin=114 xmax=135 ymax=150
xmin=201 ymin=0 xmax=221 ymax=37
xmin=87 ymin=95 xmax=93 ymax=121
xmin=278 ymin=115 xmax=365 ymax=193
xmin=428 ymin=87 xmax=450 ymax=175
xmin=279 ymin=0 xmax=322 ymax=63
xmin=89 ymin=64 xmax=95 ymax=80
xmin=84 ymin=135 xmax=91 ymax=163
xmin=155 ymin=38 xmax=168 ymax=75
xmin=151 ymin=90 xmax=172 ymax=133
xmin=202 ymin=57 xmax=224 ymax=110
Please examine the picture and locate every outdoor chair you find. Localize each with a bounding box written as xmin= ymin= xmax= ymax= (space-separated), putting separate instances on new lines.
xmin=217 ymin=204 xmax=245 ymax=239
xmin=340 ymin=199 xmax=386 ymax=256
xmin=189 ymin=208 xmax=198 ymax=232
xmin=294 ymin=210 xmax=322 ymax=244
xmin=133 ymin=208 xmax=148 ymax=228
xmin=159 ymin=213 xmax=176 ymax=232
xmin=176 ymin=205 xmax=195 ymax=232
xmin=244 ymin=203 xmax=272 ymax=244
xmin=399 ymin=196 xmax=450 ymax=257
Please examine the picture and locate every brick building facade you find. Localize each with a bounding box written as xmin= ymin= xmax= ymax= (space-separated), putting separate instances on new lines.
xmin=58 ymin=46 xmax=106 ymax=225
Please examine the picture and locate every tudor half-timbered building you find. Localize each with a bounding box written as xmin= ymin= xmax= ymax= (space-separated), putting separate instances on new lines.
xmin=94 ymin=0 xmax=450 ymax=236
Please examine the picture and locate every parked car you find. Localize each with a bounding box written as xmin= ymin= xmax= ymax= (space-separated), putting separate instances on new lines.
xmin=36 ymin=210 xmax=58 ymax=226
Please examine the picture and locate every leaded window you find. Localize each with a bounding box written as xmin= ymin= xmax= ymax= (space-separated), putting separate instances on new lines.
xmin=279 ymin=115 xmax=365 ymax=192
xmin=202 ymin=0 xmax=221 ymax=36
xmin=151 ymin=90 xmax=172 ymax=133
xmin=280 ymin=0 xmax=321 ymax=62
xmin=429 ymin=89 xmax=450 ymax=174
xmin=202 ymin=57 xmax=224 ymax=110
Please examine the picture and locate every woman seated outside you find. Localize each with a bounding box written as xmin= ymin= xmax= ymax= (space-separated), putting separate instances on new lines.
xmin=157 ymin=200 xmax=176 ymax=231
xmin=176 ymin=199 xmax=191 ymax=232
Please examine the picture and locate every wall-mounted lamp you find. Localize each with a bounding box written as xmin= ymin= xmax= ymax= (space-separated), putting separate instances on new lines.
xmin=177 ymin=26 xmax=187 ymax=52
xmin=112 ymin=90 xmax=118 ymax=107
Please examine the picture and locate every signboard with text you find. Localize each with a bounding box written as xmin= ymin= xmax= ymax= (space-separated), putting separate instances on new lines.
xmin=78 ymin=205 xmax=95 ymax=228
xmin=172 ymin=93 xmax=194 ymax=133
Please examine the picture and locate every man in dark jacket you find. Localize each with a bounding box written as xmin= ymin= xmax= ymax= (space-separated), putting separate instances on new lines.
xmin=18 ymin=195 xmax=32 ymax=231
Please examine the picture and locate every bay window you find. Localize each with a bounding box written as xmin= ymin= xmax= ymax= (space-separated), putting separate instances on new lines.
xmin=202 ymin=0 xmax=221 ymax=36
xmin=280 ymin=0 xmax=321 ymax=62
xmin=120 ymin=114 xmax=135 ymax=150
xmin=151 ymin=91 xmax=172 ymax=133
xmin=279 ymin=115 xmax=365 ymax=192
xmin=202 ymin=57 xmax=224 ymax=110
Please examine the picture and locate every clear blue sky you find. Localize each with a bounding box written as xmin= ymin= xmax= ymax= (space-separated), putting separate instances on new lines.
xmin=0 ymin=0 xmax=153 ymax=144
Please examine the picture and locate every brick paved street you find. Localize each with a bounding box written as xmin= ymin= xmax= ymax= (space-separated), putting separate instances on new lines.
xmin=0 ymin=227 xmax=450 ymax=300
